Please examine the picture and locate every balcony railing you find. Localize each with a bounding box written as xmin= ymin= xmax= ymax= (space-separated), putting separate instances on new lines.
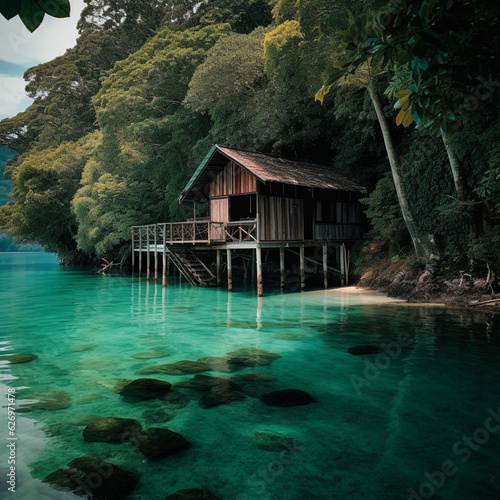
xmin=131 ymin=219 xmax=257 ymax=248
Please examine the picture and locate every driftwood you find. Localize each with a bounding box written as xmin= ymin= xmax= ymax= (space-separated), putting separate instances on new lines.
xmin=469 ymin=298 xmax=500 ymax=307
xmin=97 ymin=259 xmax=120 ymax=275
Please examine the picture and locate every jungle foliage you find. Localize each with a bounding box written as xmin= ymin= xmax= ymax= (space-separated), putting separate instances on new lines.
xmin=0 ymin=0 xmax=498 ymax=278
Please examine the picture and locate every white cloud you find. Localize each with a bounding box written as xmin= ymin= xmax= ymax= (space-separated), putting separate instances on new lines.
xmin=0 ymin=75 xmax=32 ymax=119
xmin=0 ymin=0 xmax=84 ymax=66
xmin=0 ymin=0 xmax=84 ymax=120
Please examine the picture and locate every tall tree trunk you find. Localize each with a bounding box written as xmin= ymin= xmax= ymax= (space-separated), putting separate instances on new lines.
xmin=367 ymin=84 xmax=436 ymax=263
xmin=441 ymin=131 xmax=465 ymax=201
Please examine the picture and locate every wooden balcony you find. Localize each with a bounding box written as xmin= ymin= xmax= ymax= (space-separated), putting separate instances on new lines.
xmin=131 ymin=219 xmax=257 ymax=248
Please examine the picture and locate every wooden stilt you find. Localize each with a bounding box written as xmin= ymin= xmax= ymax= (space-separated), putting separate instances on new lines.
xmin=300 ymin=245 xmax=305 ymax=291
xmin=227 ymin=248 xmax=232 ymax=292
xmin=131 ymin=229 xmax=135 ymax=275
xmin=146 ymin=227 xmax=150 ymax=280
xmin=216 ymin=249 xmax=222 ymax=286
xmin=256 ymin=245 xmax=263 ymax=297
xmin=280 ymin=247 xmax=285 ymax=289
xmin=323 ymin=244 xmax=328 ymax=289
xmin=251 ymin=252 xmax=256 ymax=284
xmin=138 ymin=228 xmax=142 ymax=277
xmin=166 ymin=255 xmax=171 ymax=276
xmin=346 ymin=246 xmax=350 ymax=286
xmin=154 ymin=225 xmax=158 ymax=281
xmin=340 ymin=243 xmax=345 ymax=287
xmin=162 ymin=227 xmax=167 ymax=288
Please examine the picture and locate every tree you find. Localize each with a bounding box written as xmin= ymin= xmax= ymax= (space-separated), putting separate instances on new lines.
xmin=0 ymin=133 xmax=100 ymax=262
xmin=72 ymin=24 xmax=229 ymax=257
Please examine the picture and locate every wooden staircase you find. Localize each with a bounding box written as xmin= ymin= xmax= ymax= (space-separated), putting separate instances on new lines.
xmin=167 ymin=247 xmax=217 ymax=287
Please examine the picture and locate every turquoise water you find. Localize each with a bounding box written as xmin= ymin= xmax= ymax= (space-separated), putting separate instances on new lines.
xmin=1 ymin=252 xmax=500 ymax=500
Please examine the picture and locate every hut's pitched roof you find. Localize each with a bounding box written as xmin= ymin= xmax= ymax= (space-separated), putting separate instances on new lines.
xmin=180 ymin=145 xmax=366 ymax=202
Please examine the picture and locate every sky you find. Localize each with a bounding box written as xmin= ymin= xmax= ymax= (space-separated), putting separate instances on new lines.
xmin=0 ymin=0 xmax=85 ymax=120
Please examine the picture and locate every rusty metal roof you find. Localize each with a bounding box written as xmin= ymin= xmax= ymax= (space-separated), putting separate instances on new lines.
xmin=180 ymin=145 xmax=367 ymax=202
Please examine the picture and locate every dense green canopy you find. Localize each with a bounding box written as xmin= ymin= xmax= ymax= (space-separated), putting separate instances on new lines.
xmin=0 ymin=0 xmax=498 ymax=276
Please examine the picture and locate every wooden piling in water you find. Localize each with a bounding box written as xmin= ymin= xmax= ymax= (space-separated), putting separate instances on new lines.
xmin=131 ymin=230 xmax=135 ymax=275
xmin=138 ymin=228 xmax=142 ymax=277
xmin=300 ymin=245 xmax=305 ymax=291
xmin=216 ymin=249 xmax=222 ymax=286
xmin=154 ymin=226 xmax=158 ymax=281
xmin=146 ymin=227 xmax=150 ymax=280
xmin=227 ymin=248 xmax=232 ymax=291
xmin=256 ymin=245 xmax=263 ymax=297
xmin=280 ymin=247 xmax=285 ymax=289
xmin=323 ymin=244 xmax=328 ymax=289
xmin=340 ymin=243 xmax=345 ymax=287
xmin=162 ymin=227 xmax=167 ymax=288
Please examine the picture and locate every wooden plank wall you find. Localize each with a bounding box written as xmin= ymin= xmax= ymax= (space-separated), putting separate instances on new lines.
xmin=259 ymin=196 xmax=304 ymax=241
xmin=210 ymin=198 xmax=229 ymax=222
xmin=210 ymin=161 xmax=257 ymax=197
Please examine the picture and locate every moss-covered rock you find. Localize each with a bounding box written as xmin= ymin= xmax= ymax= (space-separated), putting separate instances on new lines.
xmin=174 ymin=375 xmax=235 ymax=392
xmin=83 ymin=417 xmax=142 ymax=443
xmin=225 ymin=348 xmax=281 ymax=368
xmin=132 ymin=349 xmax=170 ymax=359
xmin=141 ymin=408 xmax=171 ymax=424
xmin=43 ymin=455 xmax=138 ymax=499
xmin=198 ymin=386 xmax=246 ymax=409
xmin=119 ymin=378 xmax=172 ymax=400
xmin=71 ymin=343 xmax=97 ymax=352
xmin=252 ymin=431 xmax=297 ymax=451
xmin=137 ymin=360 xmax=211 ymax=376
xmin=95 ymin=378 xmax=133 ymax=393
xmin=135 ymin=428 xmax=190 ymax=461
xmin=230 ymin=373 xmax=275 ymax=397
xmin=21 ymin=390 xmax=71 ymax=411
xmin=2 ymin=353 xmax=38 ymax=364
xmin=260 ymin=389 xmax=314 ymax=407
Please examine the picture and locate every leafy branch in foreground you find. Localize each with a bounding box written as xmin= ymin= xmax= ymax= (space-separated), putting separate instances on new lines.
xmin=316 ymin=0 xmax=500 ymax=134
xmin=0 ymin=0 xmax=70 ymax=32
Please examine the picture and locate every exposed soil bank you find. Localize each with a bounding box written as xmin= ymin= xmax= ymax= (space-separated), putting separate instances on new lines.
xmin=350 ymin=259 xmax=500 ymax=313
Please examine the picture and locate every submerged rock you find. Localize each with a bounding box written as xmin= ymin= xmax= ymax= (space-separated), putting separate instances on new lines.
xmin=175 ymin=375 xmax=235 ymax=392
xmin=160 ymin=389 xmax=191 ymax=409
xmin=2 ymin=353 xmax=38 ymax=364
xmin=96 ymin=378 xmax=133 ymax=393
xmin=165 ymin=489 xmax=220 ymax=500
xmin=142 ymin=408 xmax=171 ymax=424
xmin=274 ymin=333 xmax=302 ymax=340
xmin=135 ymin=428 xmax=190 ymax=461
xmin=75 ymin=393 xmax=105 ymax=405
xmin=119 ymin=378 xmax=172 ymax=400
xmin=198 ymin=386 xmax=246 ymax=409
xmin=347 ymin=345 xmax=382 ymax=356
xmin=43 ymin=455 xmax=138 ymax=499
xmin=260 ymin=389 xmax=314 ymax=407
xmin=230 ymin=373 xmax=275 ymax=398
xmin=132 ymin=349 xmax=170 ymax=359
xmin=137 ymin=360 xmax=211 ymax=376
xmin=83 ymin=417 xmax=142 ymax=443
xmin=252 ymin=431 xmax=297 ymax=452
xmin=71 ymin=343 xmax=97 ymax=352
xmin=78 ymin=359 xmax=118 ymax=370
xmin=21 ymin=390 xmax=71 ymax=411
xmin=225 ymin=348 xmax=281 ymax=368
xmin=197 ymin=356 xmax=239 ymax=373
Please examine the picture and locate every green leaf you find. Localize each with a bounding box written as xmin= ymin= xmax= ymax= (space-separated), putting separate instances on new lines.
xmin=19 ymin=0 xmax=45 ymax=32
xmin=0 ymin=0 xmax=21 ymax=19
xmin=34 ymin=0 xmax=69 ymax=18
